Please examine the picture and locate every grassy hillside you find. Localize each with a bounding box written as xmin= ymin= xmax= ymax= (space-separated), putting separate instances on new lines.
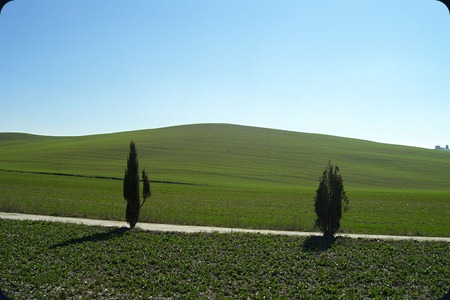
xmin=1 ymin=123 xmax=449 ymax=189
xmin=1 ymin=124 xmax=449 ymax=236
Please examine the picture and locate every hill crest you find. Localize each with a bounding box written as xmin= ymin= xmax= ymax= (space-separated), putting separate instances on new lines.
xmin=0 ymin=123 xmax=448 ymax=190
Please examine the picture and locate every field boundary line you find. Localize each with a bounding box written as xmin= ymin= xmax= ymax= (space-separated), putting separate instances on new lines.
xmin=0 ymin=168 xmax=204 ymax=186
xmin=1 ymin=212 xmax=449 ymax=242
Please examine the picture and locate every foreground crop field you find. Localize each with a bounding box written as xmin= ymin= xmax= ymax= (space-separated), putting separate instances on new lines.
xmin=1 ymin=219 xmax=449 ymax=299
xmin=1 ymin=124 xmax=449 ymax=236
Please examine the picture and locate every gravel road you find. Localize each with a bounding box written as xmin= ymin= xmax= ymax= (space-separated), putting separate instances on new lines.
xmin=1 ymin=212 xmax=449 ymax=242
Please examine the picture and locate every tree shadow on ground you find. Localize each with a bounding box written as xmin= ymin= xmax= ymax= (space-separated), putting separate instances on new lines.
xmin=302 ymin=235 xmax=337 ymax=252
xmin=49 ymin=227 xmax=130 ymax=249
xmin=0 ymin=289 xmax=12 ymax=300
xmin=439 ymin=287 xmax=450 ymax=300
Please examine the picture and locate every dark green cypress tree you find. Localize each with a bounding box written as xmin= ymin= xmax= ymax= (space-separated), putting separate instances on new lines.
xmin=141 ymin=168 xmax=151 ymax=208
xmin=123 ymin=141 xmax=153 ymax=228
xmin=314 ymin=162 xmax=349 ymax=238
xmin=123 ymin=141 xmax=141 ymax=228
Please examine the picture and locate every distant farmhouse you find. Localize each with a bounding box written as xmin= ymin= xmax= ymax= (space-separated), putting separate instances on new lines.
xmin=435 ymin=145 xmax=449 ymax=151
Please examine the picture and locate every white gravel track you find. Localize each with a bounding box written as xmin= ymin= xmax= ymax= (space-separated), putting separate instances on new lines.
xmin=1 ymin=212 xmax=449 ymax=242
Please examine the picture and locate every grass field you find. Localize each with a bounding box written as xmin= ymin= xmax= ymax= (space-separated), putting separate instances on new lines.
xmin=1 ymin=171 xmax=449 ymax=237
xmin=1 ymin=219 xmax=449 ymax=299
xmin=1 ymin=124 xmax=449 ymax=236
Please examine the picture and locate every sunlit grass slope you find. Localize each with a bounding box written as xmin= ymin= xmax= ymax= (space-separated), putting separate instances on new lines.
xmin=1 ymin=124 xmax=449 ymax=236
xmin=1 ymin=123 xmax=449 ymax=189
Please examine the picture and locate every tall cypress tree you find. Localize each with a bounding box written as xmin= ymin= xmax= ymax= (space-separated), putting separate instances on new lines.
xmin=314 ymin=162 xmax=349 ymax=238
xmin=123 ymin=141 xmax=150 ymax=228
xmin=123 ymin=141 xmax=140 ymax=228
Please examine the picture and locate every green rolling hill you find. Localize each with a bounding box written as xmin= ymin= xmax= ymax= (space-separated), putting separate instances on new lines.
xmin=0 ymin=123 xmax=449 ymax=190
xmin=1 ymin=123 xmax=449 ymax=235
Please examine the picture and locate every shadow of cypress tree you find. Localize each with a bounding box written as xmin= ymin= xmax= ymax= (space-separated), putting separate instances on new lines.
xmin=49 ymin=227 xmax=130 ymax=249
xmin=439 ymin=288 xmax=450 ymax=300
xmin=0 ymin=289 xmax=11 ymax=300
xmin=302 ymin=235 xmax=336 ymax=252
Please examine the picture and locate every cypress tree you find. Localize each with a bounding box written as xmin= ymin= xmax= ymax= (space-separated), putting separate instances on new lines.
xmin=141 ymin=168 xmax=151 ymax=208
xmin=123 ymin=141 xmax=140 ymax=228
xmin=123 ymin=141 xmax=150 ymax=228
xmin=314 ymin=162 xmax=349 ymax=238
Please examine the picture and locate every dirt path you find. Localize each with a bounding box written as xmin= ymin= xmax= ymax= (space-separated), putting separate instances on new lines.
xmin=1 ymin=212 xmax=449 ymax=242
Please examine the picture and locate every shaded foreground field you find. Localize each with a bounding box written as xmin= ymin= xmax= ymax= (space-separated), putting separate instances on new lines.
xmin=1 ymin=171 xmax=450 ymax=237
xmin=1 ymin=219 xmax=449 ymax=299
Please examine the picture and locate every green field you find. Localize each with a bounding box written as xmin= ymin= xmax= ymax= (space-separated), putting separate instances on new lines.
xmin=1 ymin=124 xmax=449 ymax=236
xmin=1 ymin=219 xmax=449 ymax=299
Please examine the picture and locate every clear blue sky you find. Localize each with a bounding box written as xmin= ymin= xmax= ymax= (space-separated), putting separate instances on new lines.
xmin=1 ymin=0 xmax=449 ymax=148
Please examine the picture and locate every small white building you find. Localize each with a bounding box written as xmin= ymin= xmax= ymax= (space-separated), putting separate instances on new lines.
xmin=435 ymin=145 xmax=450 ymax=151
